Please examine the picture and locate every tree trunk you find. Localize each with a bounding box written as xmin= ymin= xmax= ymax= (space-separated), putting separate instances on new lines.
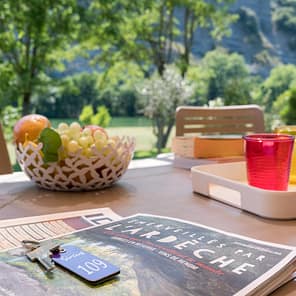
xmin=154 ymin=117 xmax=175 ymax=154
xmin=22 ymin=92 xmax=31 ymax=115
xmin=155 ymin=125 xmax=164 ymax=154
xmin=157 ymin=62 xmax=165 ymax=76
xmin=181 ymin=9 xmax=195 ymax=77
xmin=163 ymin=122 xmax=174 ymax=147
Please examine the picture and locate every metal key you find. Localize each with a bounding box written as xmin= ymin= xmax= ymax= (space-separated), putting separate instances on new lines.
xmin=22 ymin=240 xmax=61 ymax=272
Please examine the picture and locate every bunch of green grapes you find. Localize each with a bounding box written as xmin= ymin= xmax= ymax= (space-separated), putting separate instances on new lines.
xmin=56 ymin=122 xmax=111 ymax=157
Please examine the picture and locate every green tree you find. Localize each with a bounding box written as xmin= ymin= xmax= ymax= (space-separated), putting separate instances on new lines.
xmin=91 ymin=106 xmax=111 ymax=128
xmin=85 ymin=0 xmax=237 ymax=78
xmin=79 ymin=105 xmax=94 ymax=125
xmin=0 ymin=0 xmax=81 ymax=115
xmin=191 ymin=48 xmax=259 ymax=105
xmin=273 ymin=87 xmax=296 ymax=124
xmin=0 ymin=62 xmax=17 ymax=110
xmin=79 ymin=104 xmax=111 ymax=128
xmin=34 ymin=72 xmax=100 ymax=118
xmin=137 ymin=65 xmax=194 ymax=152
xmin=95 ymin=62 xmax=144 ymax=116
xmin=0 ymin=105 xmax=21 ymax=141
xmin=286 ymin=88 xmax=296 ymax=124
xmin=255 ymin=64 xmax=296 ymax=112
xmin=272 ymin=0 xmax=296 ymax=33
xmin=178 ymin=0 xmax=238 ymax=76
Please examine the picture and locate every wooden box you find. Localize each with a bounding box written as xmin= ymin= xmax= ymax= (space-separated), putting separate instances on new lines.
xmin=172 ymin=136 xmax=244 ymax=158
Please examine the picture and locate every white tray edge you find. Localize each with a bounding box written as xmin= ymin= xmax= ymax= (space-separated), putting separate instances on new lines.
xmin=191 ymin=161 xmax=296 ymax=219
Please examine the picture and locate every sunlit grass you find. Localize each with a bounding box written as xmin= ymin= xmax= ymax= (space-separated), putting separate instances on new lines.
xmin=109 ymin=117 xmax=152 ymax=127
xmin=50 ymin=117 xmax=152 ymax=128
xmin=108 ymin=126 xmax=156 ymax=151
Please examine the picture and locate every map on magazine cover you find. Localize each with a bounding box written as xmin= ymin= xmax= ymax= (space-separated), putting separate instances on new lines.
xmin=0 ymin=214 xmax=295 ymax=296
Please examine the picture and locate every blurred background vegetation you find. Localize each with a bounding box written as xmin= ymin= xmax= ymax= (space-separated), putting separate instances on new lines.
xmin=1 ymin=0 xmax=296 ymax=168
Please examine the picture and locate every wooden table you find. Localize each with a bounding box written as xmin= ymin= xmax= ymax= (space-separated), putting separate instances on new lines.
xmin=0 ymin=162 xmax=295 ymax=295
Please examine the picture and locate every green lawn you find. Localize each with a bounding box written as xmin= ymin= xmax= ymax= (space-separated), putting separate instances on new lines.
xmin=109 ymin=117 xmax=152 ymax=127
xmin=108 ymin=126 xmax=156 ymax=151
xmin=50 ymin=117 xmax=153 ymax=128
xmin=7 ymin=143 xmax=16 ymax=168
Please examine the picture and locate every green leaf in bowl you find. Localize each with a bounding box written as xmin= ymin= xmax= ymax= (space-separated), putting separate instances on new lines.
xmin=39 ymin=128 xmax=62 ymax=163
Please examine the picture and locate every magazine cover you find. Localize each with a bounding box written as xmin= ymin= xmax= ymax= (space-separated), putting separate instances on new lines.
xmin=0 ymin=214 xmax=295 ymax=296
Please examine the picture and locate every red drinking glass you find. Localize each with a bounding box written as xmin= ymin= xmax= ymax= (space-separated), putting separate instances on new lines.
xmin=243 ymin=134 xmax=294 ymax=191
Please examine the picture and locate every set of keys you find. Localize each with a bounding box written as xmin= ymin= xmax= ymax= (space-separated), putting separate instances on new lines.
xmin=21 ymin=240 xmax=120 ymax=284
xmin=22 ymin=239 xmax=62 ymax=272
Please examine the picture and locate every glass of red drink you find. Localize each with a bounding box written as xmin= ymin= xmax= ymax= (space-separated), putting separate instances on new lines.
xmin=243 ymin=134 xmax=294 ymax=191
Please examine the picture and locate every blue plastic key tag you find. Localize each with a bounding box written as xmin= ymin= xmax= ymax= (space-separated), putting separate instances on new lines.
xmin=51 ymin=245 xmax=120 ymax=284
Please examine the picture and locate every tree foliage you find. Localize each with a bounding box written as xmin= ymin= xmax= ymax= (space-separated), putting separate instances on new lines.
xmin=286 ymin=87 xmax=296 ymax=124
xmin=85 ymin=0 xmax=237 ymax=78
xmin=0 ymin=62 xmax=16 ymax=110
xmin=0 ymin=105 xmax=21 ymax=141
xmin=34 ymin=72 xmax=100 ymax=118
xmin=91 ymin=106 xmax=111 ymax=128
xmin=272 ymin=0 xmax=296 ymax=33
xmin=137 ymin=65 xmax=194 ymax=152
xmin=272 ymin=86 xmax=296 ymax=124
xmin=0 ymin=0 xmax=268 ymax=153
xmin=79 ymin=105 xmax=94 ymax=125
xmin=0 ymin=0 xmax=81 ymax=115
xmin=189 ymin=48 xmax=259 ymax=106
xmin=94 ymin=61 xmax=144 ymax=116
xmin=255 ymin=64 xmax=296 ymax=112
xmin=79 ymin=104 xmax=111 ymax=128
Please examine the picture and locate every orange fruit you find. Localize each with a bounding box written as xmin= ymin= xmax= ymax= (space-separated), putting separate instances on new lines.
xmin=13 ymin=114 xmax=51 ymax=144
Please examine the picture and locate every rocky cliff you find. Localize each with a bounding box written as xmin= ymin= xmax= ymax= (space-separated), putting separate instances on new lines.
xmin=193 ymin=0 xmax=296 ymax=77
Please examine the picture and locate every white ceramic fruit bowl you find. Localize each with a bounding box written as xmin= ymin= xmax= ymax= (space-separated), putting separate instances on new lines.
xmin=16 ymin=136 xmax=135 ymax=191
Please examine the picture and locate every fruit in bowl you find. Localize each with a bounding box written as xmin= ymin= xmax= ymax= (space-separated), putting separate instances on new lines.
xmin=14 ymin=114 xmax=135 ymax=191
xmin=13 ymin=114 xmax=51 ymax=144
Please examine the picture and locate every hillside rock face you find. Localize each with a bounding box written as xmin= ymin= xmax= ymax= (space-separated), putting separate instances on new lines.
xmin=192 ymin=0 xmax=296 ymax=77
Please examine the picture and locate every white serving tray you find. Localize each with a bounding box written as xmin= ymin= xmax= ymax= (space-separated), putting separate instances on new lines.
xmin=191 ymin=161 xmax=296 ymax=219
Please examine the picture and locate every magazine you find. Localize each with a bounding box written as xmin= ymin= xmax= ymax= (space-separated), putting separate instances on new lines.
xmin=0 ymin=207 xmax=121 ymax=251
xmin=0 ymin=213 xmax=295 ymax=296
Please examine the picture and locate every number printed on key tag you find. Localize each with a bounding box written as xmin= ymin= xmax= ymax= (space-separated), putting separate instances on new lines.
xmin=51 ymin=245 xmax=120 ymax=284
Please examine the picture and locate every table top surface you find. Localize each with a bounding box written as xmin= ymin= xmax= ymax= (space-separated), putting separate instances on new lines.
xmin=0 ymin=160 xmax=295 ymax=295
